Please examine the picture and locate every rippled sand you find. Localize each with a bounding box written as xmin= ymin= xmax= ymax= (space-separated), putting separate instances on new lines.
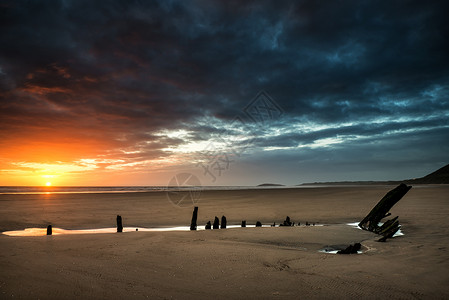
xmin=1 ymin=185 xmax=448 ymax=299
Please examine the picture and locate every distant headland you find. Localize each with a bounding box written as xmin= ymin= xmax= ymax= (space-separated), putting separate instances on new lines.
xmin=299 ymin=163 xmax=449 ymax=186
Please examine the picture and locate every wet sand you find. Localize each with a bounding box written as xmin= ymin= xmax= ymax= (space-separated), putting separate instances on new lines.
xmin=0 ymin=185 xmax=448 ymax=299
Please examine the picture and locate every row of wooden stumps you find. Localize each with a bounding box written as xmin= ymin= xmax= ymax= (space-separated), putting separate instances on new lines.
xmin=189 ymin=206 xmax=265 ymax=230
xmin=203 ymin=216 xmax=227 ymax=230
xmin=45 ymin=213 xmax=270 ymax=235
xmin=46 ymin=183 xmax=411 ymax=241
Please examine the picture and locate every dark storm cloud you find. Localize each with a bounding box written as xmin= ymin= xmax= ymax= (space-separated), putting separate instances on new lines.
xmin=1 ymin=0 xmax=448 ymax=181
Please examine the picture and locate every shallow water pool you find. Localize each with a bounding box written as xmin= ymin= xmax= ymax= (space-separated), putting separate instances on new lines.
xmin=1 ymin=224 xmax=274 ymax=236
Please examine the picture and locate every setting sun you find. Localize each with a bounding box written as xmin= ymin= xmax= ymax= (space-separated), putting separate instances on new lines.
xmin=45 ymin=182 xmax=51 ymax=186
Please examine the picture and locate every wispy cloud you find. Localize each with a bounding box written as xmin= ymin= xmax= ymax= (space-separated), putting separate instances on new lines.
xmin=0 ymin=0 xmax=448 ymax=185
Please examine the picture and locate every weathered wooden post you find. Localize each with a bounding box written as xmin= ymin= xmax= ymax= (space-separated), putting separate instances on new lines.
xmin=221 ymin=216 xmax=227 ymax=229
xmin=241 ymin=220 xmax=246 ymax=227
xmin=256 ymin=221 xmax=262 ymax=227
xmin=47 ymin=225 xmax=52 ymax=235
xmin=205 ymin=221 xmax=212 ymax=229
xmin=190 ymin=206 xmax=198 ymax=231
xmin=213 ymin=216 xmax=219 ymax=229
xmin=117 ymin=215 xmax=123 ymax=232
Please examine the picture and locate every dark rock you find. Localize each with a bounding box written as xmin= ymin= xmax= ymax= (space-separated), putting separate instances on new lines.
xmin=337 ymin=243 xmax=362 ymax=254
xmin=47 ymin=225 xmax=52 ymax=235
xmin=256 ymin=221 xmax=262 ymax=227
xmin=117 ymin=215 xmax=123 ymax=232
xmin=205 ymin=221 xmax=211 ymax=230
xmin=241 ymin=220 xmax=246 ymax=227
xmin=213 ymin=216 xmax=219 ymax=229
xmin=190 ymin=206 xmax=198 ymax=231
xmin=221 ymin=216 xmax=227 ymax=229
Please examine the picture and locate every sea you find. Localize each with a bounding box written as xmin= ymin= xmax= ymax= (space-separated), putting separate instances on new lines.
xmin=0 ymin=185 xmax=290 ymax=195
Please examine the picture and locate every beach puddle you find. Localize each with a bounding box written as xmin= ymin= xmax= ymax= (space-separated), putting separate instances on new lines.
xmin=1 ymin=224 xmax=274 ymax=237
xmin=319 ymin=246 xmax=363 ymax=254
xmin=2 ymin=227 xmax=195 ymax=236
xmin=1 ymin=222 xmax=398 ymax=238
xmin=318 ymin=222 xmax=404 ymax=254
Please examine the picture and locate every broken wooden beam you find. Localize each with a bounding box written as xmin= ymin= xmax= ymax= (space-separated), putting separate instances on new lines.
xmin=190 ymin=206 xmax=198 ymax=230
xmin=378 ymin=219 xmax=401 ymax=242
xmin=377 ymin=216 xmax=399 ymax=235
xmin=359 ymin=183 xmax=411 ymax=231
xmin=358 ymin=183 xmax=411 ymax=241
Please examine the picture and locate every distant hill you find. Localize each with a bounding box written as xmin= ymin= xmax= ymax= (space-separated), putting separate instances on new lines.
xmin=299 ymin=163 xmax=449 ymax=185
xmin=405 ymin=164 xmax=449 ymax=184
xmin=299 ymin=181 xmax=401 ymax=186
xmin=257 ymin=183 xmax=285 ymax=187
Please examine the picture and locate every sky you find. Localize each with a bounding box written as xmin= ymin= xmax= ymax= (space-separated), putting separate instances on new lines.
xmin=0 ymin=0 xmax=448 ymax=186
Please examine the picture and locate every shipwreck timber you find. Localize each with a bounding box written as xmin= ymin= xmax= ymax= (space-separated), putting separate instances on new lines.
xmin=358 ymin=183 xmax=412 ymax=241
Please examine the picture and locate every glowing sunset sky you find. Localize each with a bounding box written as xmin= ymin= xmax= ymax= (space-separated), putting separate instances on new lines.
xmin=0 ymin=1 xmax=448 ymax=186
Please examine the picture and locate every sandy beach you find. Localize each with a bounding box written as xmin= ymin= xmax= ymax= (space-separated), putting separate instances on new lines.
xmin=1 ymin=185 xmax=448 ymax=299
